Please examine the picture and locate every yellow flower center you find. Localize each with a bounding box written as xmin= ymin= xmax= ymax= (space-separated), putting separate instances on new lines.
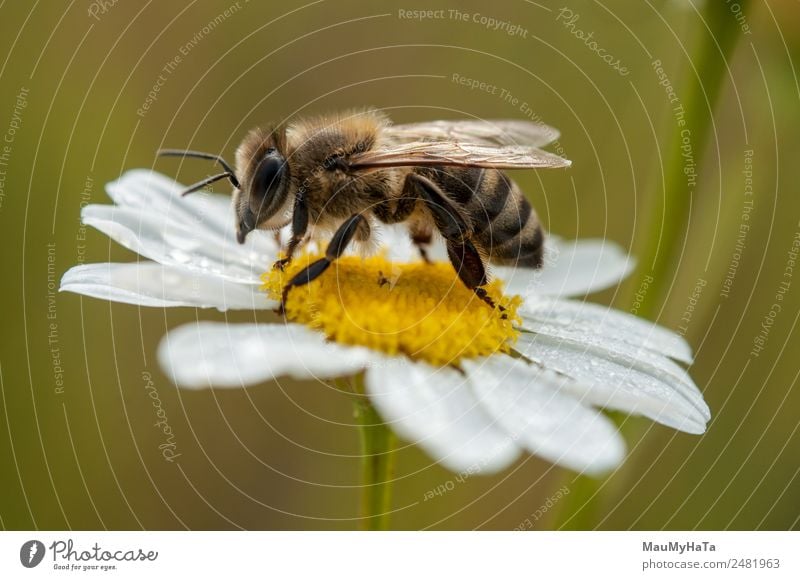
xmin=262 ymin=252 xmax=521 ymax=366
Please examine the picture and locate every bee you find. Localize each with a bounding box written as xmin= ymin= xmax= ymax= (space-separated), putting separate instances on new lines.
xmin=158 ymin=110 xmax=570 ymax=309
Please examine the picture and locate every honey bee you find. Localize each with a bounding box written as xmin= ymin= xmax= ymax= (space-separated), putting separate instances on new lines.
xmin=158 ymin=110 xmax=570 ymax=309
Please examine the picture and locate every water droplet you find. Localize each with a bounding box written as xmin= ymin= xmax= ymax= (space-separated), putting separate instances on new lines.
xmin=168 ymin=249 xmax=192 ymax=264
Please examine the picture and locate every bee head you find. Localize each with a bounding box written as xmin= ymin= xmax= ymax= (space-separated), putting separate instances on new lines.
xmin=233 ymin=127 xmax=291 ymax=244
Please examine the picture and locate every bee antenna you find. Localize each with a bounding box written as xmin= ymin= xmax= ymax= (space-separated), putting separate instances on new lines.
xmin=157 ymin=148 xmax=241 ymax=190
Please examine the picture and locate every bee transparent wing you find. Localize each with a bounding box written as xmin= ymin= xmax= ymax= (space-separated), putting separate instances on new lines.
xmin=386 ymin=119 xmax=560 ymax=148
xmin=349 ymin=140 xmax=571 ymax=170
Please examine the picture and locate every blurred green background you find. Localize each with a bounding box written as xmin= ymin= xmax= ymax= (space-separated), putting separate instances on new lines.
xmin=1 ymin=0 xmax=798 ymax=530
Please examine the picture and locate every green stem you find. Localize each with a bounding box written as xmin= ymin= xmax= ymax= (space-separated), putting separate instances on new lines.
xmin=636 ymin=0 xmax=752 ymax=318
xmin=352 ymin=376 xmax=396 ymax=531
xmin=551 ymin=1 xmax=751 ymax=530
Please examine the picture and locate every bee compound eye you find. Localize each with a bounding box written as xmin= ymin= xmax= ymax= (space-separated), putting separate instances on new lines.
xmin=252 ymin=155 xmax=285 ymax=199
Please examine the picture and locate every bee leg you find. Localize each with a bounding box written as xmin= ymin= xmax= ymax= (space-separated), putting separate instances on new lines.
xmin=272 ymin=236 xmax=302 ymax=271
xmin=372 ymin=193 xmax=417 ymax=225
xmin=445 ymin=239 xmax=504 ymax=314
xmin=373 ymin=173 xmax=422 ymax=226
xmin=408 ymin=173 xmax=472 ymax=242
xmin=273 ymin=187 xmax=309 ymax=271
xmin=410 ymin=228 xmax=433 ymax=264
xmin=279 ymin=214 xmax=369 ymax=312
xmin=409 ymin=174 xmax=503 ymax=314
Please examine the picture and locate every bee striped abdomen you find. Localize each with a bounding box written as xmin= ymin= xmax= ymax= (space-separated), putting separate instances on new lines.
xmin=425 ymin=167 xmax=545 ymax=269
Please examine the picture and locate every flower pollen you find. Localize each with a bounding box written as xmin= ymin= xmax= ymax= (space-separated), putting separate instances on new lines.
xmin=262 ymin=252 xmax=521 ymax=366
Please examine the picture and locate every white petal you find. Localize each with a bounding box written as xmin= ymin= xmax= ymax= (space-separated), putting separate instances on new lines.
xmin=365 ymin=362 xmax=520 ymax=474
xmin=158 ymin=322 xmax=376 ymax=388
xmin=107 ymin=169 xmax=233 ymax=234
xmin=520 ymin=297 xmax=693 ymax=363
xmin=83 ymin=204 xmax=275 ymax=284
xmin=515 ymin=333 xmax=709 ymax=434
xmin=104 ymin=169 xmax=277 ymax=273
xmin=493 ymin=237 xmax=635 ymax=298
xmin=374 ymin=223 xmax=416 ymax=262
xmin=464 ymin=357 xmax=625 ymax=474
xmin=60 ymin=262 xmax=275 ymax=311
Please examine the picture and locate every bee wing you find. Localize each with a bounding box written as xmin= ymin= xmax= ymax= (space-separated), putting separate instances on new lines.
xmin=386 ymin=119 xmax=560 ymax=148
xmin=349 ymin=140 xmax=570 ymax=170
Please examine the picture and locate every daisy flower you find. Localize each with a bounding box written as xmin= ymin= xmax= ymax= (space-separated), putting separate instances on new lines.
xmin=61 ymin=169 xmax=709 ymax=481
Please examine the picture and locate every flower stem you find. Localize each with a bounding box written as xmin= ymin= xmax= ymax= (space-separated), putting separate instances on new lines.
xmin=635 ymin=0 xmax=752 ymax=318
xmin=551 ymin=2 xmax=750 ymax=530
xmin=351 ymin=375 xmax=396 ymax=531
